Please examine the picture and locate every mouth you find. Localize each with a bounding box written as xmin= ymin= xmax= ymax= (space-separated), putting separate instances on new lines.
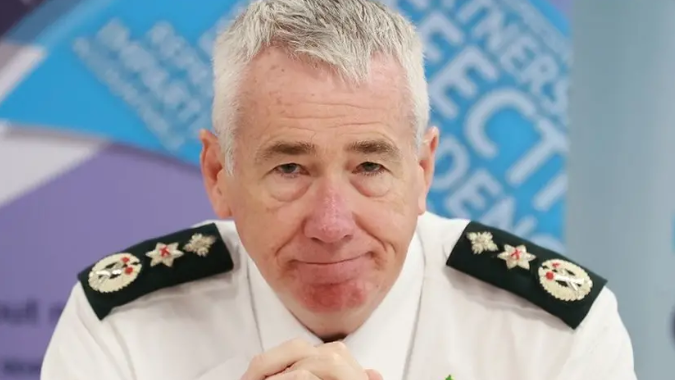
xmin=297 ymin=255 xmax=366 ymax=265
xmin=292 ymin=253 xmax=372 ymax=284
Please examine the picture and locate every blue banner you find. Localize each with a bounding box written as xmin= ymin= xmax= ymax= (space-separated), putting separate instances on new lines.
xmin=395 ymin=0 xmax=569 ymax=252
xmin=0 ymin=0 xmax=570 ymax=252
xmin=1 ymin=0 xmax=248 ymax=163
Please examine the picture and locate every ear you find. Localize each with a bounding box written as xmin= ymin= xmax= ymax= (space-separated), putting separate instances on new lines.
xmin=199 ymin=129 xmax=233 ymax=218
xmin=417 ymin=126 xmax=439 ymax=215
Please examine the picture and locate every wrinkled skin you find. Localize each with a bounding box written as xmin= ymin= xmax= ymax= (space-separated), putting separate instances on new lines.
xmin=201 ymin=47 xmax=439 ymax=339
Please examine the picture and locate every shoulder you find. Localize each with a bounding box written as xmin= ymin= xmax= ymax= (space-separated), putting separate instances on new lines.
xmin=420 ymin=214 xmax=609 ymax=330
xmin=77 ymin=220 xmax=243 ymax=320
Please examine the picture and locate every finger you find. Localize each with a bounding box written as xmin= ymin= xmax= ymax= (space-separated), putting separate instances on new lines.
xmin=266 ymin=369 xmax=321 ymax=380
xmin=366 ymin=369 xmax=384 ymax=380
xmin=241 ymin=339 xmax=318 ymax=380
xmin=316 ymin=342 xmax=362 ymax=369
xmin=287 ymin=355 xmax=365 ymax=380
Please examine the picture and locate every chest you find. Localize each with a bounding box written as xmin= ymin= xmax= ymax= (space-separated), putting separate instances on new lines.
xmin=405 ymin=284 xmax=579 ymax=380
xmin=111 ymin=297 xmax=259 ymax=380
xmin=112 ymin=306 xmax=577 ymax=380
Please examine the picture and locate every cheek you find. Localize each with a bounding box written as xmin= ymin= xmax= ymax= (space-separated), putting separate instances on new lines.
xmin=235 ymin=213 xmax=294 ymax=281
xmin=231 ymin=189 xmax=306 ymax=264
xmin=353 ymin=185 xmax=419 ymax=250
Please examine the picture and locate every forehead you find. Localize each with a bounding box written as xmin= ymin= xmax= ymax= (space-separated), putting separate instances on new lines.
xmin=235 ymin=47 xmax=411 ymax=138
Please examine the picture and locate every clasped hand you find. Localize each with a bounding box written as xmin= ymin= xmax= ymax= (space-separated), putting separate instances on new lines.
xmin=240 ymin=338 xmax=382 ymax=380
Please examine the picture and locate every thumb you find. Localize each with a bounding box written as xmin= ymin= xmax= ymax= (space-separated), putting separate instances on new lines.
xmin=366 ymin=369 xmax=383 ymax=380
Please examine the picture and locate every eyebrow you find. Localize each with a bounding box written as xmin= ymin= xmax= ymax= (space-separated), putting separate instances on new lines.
xmin=255 ymin=138 xmax=402 ymax=164
xmin=346 ymin=139 xmax=402 ymax=162
xmin=255 ymin=141 xmax=317 ymax=164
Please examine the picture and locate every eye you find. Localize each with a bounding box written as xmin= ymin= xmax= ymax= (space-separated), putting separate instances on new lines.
xmin=356 ymin=162 xmax=385 ymax=176
xmin=273 ymin=163 xmax=303 ymax=177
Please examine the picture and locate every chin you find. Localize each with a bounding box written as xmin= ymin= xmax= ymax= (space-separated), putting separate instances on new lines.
xmin=295 ymin=278 xmax=378 ymax=314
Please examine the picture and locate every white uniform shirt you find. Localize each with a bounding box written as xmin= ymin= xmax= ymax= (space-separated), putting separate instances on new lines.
xmin=41 ymin=213 xmax=638 ymax=380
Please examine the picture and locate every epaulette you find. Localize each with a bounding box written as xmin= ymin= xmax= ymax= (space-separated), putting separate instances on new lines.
xmin=446 ymin=221 xmax=606 ymax=329
xmin=77 ymin=223 xmax=234 ymax=320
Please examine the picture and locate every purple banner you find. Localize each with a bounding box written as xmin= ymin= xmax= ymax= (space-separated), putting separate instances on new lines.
xmin=0 ymin=141 xmax=214 ymax=379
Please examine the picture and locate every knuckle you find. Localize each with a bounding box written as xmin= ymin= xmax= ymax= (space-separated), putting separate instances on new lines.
xmin=248 ymin=353 xmax=268 ymax=370
xmin=321 ymin=341 xmax=348 ymax=357
xmin=327 ymin=341 xmax=348 ymax=352
xmin=287 ymin=338 xmax=312 ymax=351
xmin=326 ymin=352 xmax=343 ymax=365
xmin=292 ymin=369 xmax=315 ymax=380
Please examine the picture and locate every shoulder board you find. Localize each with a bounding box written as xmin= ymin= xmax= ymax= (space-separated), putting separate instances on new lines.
xmin=446 ymin=221 xmax=607 ymax=329
xmin=77 ymin=223 xmax=234 ymax=320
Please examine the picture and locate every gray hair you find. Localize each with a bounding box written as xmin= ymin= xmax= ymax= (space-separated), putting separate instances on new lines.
xmin=212 ymin=0 xmax=429 ymax=173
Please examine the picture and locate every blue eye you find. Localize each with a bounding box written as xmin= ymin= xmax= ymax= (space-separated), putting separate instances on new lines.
xmin=357 ymin=162 xmax=384 ymax=176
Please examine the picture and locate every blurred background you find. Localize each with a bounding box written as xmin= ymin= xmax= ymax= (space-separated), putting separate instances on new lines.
xmin=0 ymin=0 xmax=673 ymax=379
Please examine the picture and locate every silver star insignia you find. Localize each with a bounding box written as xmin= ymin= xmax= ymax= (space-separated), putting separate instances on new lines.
xmin=497 ymin=244 xmax=536 ymax=270
xmin=146 ymin=242 xmax=184 ymax=267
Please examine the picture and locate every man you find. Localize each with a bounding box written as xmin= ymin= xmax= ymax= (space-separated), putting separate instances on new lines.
xmin=41 ymin=0 xmax=637 ymax=379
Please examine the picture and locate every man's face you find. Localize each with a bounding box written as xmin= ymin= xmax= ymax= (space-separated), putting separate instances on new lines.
xmin=202 ymin=47 xmax=438 ymax=318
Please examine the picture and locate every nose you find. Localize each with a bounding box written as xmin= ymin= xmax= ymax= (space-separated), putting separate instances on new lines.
xmin=303 ymin=182 xmax=356 ymax=244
